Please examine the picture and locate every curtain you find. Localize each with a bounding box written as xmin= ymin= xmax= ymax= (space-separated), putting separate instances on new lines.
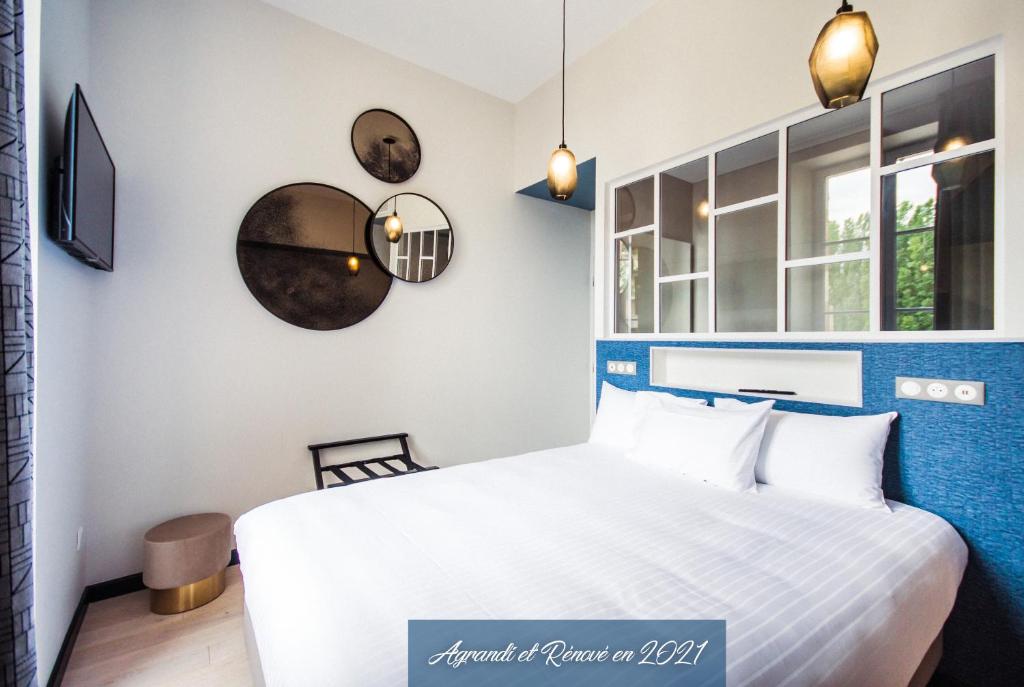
xmin=0 ymin=0 xmax=36 ymax=684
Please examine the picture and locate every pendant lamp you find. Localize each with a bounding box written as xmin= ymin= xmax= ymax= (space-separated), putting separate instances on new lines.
xmin=547 ymin=0 xmax=577 ymax=201
xmin=809 ymin=1 xmax=879 ymax=109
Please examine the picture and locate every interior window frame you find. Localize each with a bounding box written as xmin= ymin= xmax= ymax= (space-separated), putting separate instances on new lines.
xmin=605 ymin=41 xmax=1002 ymax=341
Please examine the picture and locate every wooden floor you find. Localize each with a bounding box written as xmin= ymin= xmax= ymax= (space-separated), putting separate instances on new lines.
xmin=64 ymin=566 xmax=253 ymax=686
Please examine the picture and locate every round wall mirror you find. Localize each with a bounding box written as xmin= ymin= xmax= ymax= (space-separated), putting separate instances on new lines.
xmin=351 ymin=109 xmax=421 ymax=183
xmin=367 ymin=193 xmax=454 ymax=283
xmin=237 ymin=183 xmax=392 ymax=330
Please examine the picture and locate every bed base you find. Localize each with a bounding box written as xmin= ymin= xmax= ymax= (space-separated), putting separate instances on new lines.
xmin=243 ymin=600 xmax=267 ymax=687
xmin=908 ymin=630 xmax=943 ymax=687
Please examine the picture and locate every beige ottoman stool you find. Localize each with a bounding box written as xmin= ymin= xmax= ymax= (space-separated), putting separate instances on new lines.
xmin=143 ymin=513 xmax=232 ymax=614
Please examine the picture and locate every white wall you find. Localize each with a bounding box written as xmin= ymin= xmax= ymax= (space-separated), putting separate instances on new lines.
xmin=34 ymin=0 xmax=591 ymax=666
xmin=512 ymin=0 xmax=1024 ymax=339
xmin=35 ymin=0 xmax=100 ymax=680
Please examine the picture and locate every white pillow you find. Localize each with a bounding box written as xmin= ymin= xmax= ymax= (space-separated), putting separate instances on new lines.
xmin=636 ymin=389 xmax=708 ymax=414
xmin=714 ymin=398 xmax=897 ymax=510
xmin=589 ymin=383 xmax=706 ymax=450
xmin=627 ymin=401 xmax=773 ymax=492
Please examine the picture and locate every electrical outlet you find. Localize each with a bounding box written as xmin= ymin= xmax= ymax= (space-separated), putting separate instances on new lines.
xmin=606 ymin=360 xmax=636 ymax=376
xmin=895 ymin=377 xmax=984 ymax=406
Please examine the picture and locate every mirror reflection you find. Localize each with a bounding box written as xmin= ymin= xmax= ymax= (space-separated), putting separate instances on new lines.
xmin=236 ymin=183 xmax=391 ymax=330
xmin=368 ymin=193 xmax=454 ymax=283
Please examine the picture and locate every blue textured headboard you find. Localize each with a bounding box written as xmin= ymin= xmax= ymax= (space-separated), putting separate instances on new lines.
xmin=596 ymin=340 xmax=1024 ymax=687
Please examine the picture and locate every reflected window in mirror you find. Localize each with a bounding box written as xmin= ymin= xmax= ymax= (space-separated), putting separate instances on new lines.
xmin=369 ymin=194 xmax=454 ymax=283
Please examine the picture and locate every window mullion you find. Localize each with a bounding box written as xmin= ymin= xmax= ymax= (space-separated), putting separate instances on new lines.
xmin=708 ymin=153 xmax=717 ymax=332
xmin=777 ymin=126 xmax=787 ymax=333
xmin=653 ymin=174 xmax=661 ymax=334
xmin=869 ymin=92 xmax=883 ymax=332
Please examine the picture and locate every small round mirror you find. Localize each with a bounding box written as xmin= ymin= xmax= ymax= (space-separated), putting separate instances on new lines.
xmin=368 ymin=193 xmax=454 ymax=283
xmin=351 ymin=109 xmax=421 ymax=183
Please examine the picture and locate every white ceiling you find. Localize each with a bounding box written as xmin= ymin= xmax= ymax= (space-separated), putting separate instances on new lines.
xmin=262 ymin=0 xmax=659 ymax=103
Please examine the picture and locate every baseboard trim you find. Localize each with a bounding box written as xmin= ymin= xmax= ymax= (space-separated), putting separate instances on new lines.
xmin=46 ymin=548 xmax=240 ymax=686
xmin=44 ymin=588 xmax=88 ymax=687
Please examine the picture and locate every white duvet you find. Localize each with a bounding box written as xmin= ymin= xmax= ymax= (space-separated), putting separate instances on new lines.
xmin=234 ymin=443 xmax=967 ymax=687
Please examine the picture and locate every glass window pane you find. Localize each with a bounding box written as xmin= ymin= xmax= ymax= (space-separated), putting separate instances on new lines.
xmin=661 ymin=279 xmax=709 ymax=333
xmin=435 ymin=229 xmax=452 ymax=274
xmin=614 ymin=232 xmax=655 ymax=333
xmin=660 ymin=158 xmax=709 ymax=276
xmin=787 ymin=260 xmax=869 ymax=332
xmin=715 ymin=203 xmax=777 ymax=332
xmin=787 ymin=101 xmax=871 ymax=260
xmin=715 ymin=133 xmax=778 ymax=208
xmin=408 ymin=233 xmax=420 ymax=281
xmin=615 ymin=177 xmax=654 ymax=231
xmin=881 ymin=56 xmax=994 ymax=166
xmin=882 ymin=150 xmax=994 ymax=331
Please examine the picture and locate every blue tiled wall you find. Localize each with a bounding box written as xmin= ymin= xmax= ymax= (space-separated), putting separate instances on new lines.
xmin=596 ymin=340 xmax=1024 ymax=687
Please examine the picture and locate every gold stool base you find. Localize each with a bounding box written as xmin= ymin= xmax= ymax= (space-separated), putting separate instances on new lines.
xmin=150 ymin=568 xmax=226 ymax=615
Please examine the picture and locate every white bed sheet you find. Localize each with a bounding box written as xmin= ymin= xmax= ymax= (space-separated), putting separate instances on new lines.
xmin=234 ymin=443 xmax=966 ymax=687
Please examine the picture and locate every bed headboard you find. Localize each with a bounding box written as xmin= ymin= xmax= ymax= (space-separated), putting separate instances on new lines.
xmin=595 ymin=339 xmax=1024 ymax=687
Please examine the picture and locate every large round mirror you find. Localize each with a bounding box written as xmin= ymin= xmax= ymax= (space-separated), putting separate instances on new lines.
xmin=368 ymin=193 xmax=454 ymax=283
xmin=237 ymin=183 xmax=391 ymax=330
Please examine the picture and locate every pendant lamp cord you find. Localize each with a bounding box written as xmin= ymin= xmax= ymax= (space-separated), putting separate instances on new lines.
xmin=561 ymin=0 xmax=566 ymax=146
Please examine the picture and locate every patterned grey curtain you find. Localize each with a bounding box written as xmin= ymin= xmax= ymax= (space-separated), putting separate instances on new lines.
xmin=0 ymin=0 xmax=35 ymax=684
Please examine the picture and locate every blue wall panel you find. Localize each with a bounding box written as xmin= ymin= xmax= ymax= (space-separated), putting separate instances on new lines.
xmin=596 ymin=340 xmax=1024 ymax=687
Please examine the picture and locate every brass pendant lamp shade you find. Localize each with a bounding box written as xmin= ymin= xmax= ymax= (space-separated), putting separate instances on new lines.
xmin=547 ymin=0 xmax=577 ymax=201
xmin=384 ymin=197 xmax=404 ymax=243
xmin=809 ymin=1 xmax=879 ymax=109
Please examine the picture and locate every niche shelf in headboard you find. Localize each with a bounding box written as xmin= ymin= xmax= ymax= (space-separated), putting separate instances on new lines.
xmin=649 ymin=347 xmax=863 ymax=407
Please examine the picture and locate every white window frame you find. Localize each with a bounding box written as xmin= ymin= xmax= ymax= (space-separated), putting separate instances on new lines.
xmin=603 ymin=38 xmax=1005 ymax=342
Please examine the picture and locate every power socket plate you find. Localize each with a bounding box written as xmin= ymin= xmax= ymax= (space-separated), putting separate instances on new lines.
xmin=607 ymin=360 xmax=636 ymax=376
xmin=895 ymin=376 xmax=985 ymax=406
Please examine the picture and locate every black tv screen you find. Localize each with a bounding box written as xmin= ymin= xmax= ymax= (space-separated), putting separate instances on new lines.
xmin=53 ymin=84 xmax=115 ymax=271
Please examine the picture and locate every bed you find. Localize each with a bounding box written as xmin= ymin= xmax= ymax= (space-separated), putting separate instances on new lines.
xmin=234 ymin=442 xmax=967 ymax=687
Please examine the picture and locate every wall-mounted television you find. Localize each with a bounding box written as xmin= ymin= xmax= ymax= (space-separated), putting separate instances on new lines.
xmin=51 ymin=84 xmax=115 ymax=271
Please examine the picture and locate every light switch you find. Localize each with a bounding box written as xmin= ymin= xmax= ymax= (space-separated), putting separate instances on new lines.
xmin=895 ymin=376 xmax=984 ymax=406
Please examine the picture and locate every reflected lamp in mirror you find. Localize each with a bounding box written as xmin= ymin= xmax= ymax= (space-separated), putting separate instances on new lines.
xmin=384 ymin=198 xmax=404 ymax=243
xmin=368 ymin=193 xmax=454 ymax=283
xmin=351 ymin=109 xmax=421 ymax=183
xmin=809 ymin=1 xmax=878 ymax=110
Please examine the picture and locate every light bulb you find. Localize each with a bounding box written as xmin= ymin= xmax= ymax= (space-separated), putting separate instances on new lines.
xmin=346 ymin=255 xmax=360 ymax=276
xmin=547 ymin=144 xmax=578 ymax=201
xmin=941 ymin=136 xmax=969 ymax=153
xmin=384 ymin=212 xmax=404 ymax=243
xmin=696 ymin=199 xmax=709 ymax=219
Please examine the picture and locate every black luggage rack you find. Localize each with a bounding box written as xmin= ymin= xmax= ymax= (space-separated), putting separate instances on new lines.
xmin=307 ymin=433 xmax=438 ymax=490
